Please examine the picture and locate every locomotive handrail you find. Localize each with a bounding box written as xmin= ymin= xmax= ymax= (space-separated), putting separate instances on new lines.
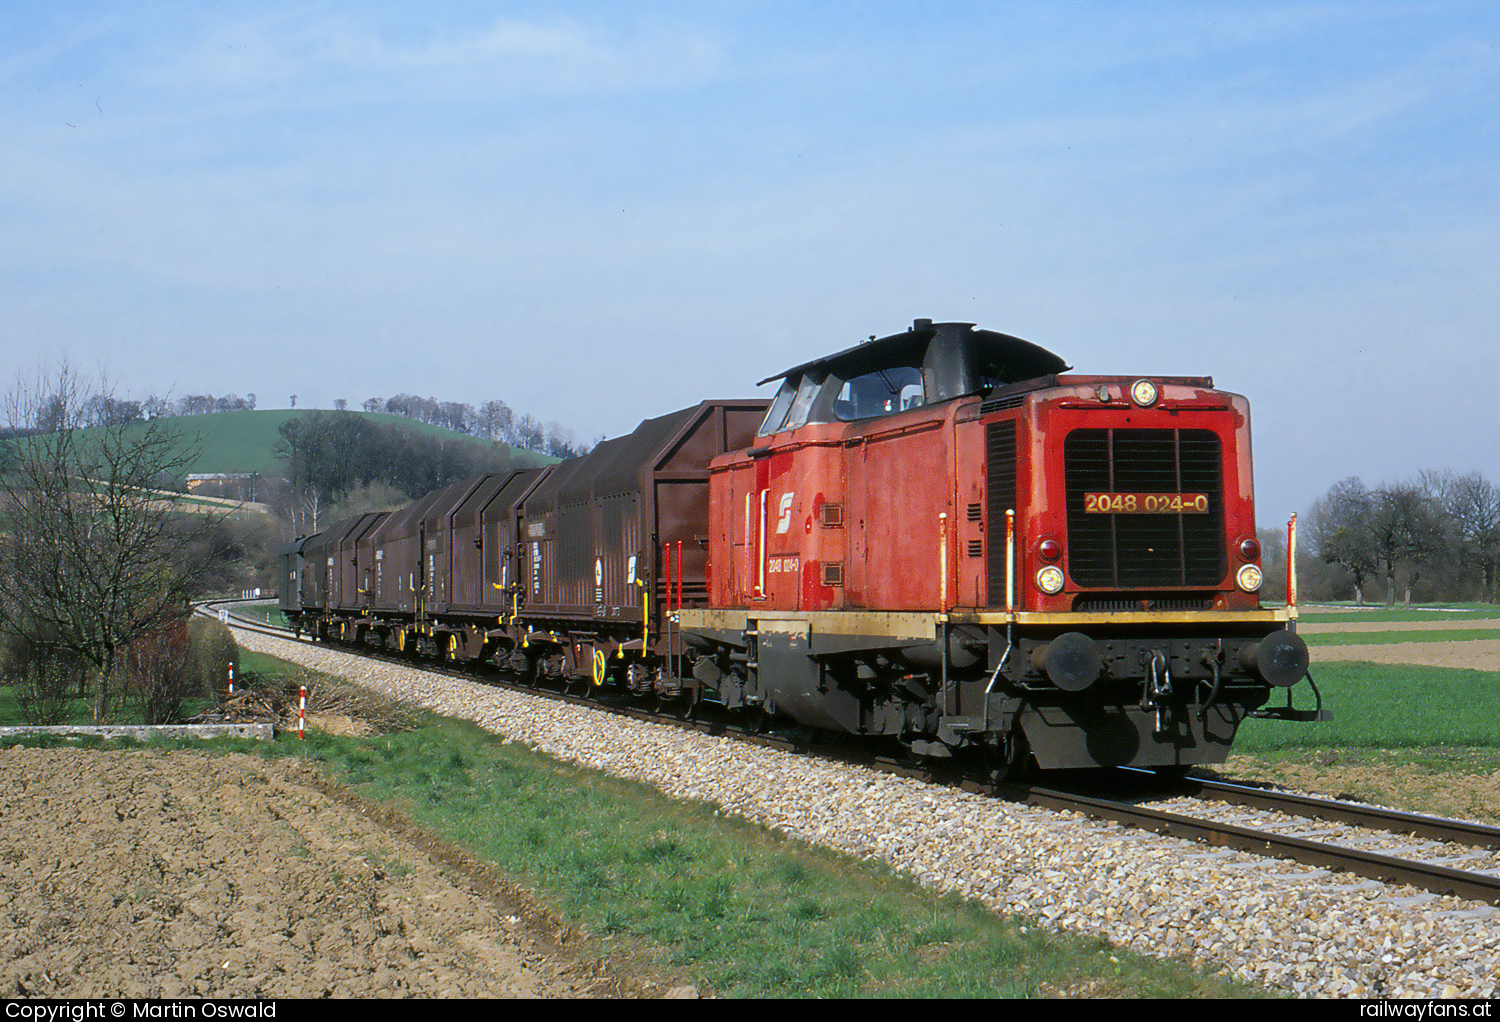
xmin=1287 ymin=512 xmax=1299 ymax=622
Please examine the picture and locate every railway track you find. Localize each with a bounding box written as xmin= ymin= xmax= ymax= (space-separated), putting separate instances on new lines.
xmin=1002 ymin=778 xmax=1500 ymax=907
xmin=209 ymin=599 xmax=1500 ymax=912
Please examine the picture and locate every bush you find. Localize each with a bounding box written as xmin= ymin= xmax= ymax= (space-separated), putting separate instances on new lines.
xmin=187 ymin=617 xmax=239 ymax=698
xmin=0 ymin=631 xmax=89 ymax=725
xmin=127 ymin=617 xmax=193 ymax=725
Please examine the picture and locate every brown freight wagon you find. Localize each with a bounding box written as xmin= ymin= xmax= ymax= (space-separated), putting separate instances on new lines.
xmin=299 ymin=514 xmax=378 ymax=618
xmin=332 ymin=512 xmax=389 ymax=616
xmin=420 ymin=468 xmax=552 ymax=664
xmin=362 ymin=487 xmax=452 ymax=618
xmin=516 ymin=400 xmax=766 ymax=694
xmin=419 ymin=476 xmax=494 ymax=616
xmin=447 ymin=468 xmax=547 ymax=613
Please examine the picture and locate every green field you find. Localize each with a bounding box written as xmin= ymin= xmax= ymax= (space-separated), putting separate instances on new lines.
xmin=60 ymin=410 xmax=559 ymax=478
xmin=1238 ymin=598 xmax=1500 ymax=761
xmin=1236 ymin=661 xmax=1500 ymax=752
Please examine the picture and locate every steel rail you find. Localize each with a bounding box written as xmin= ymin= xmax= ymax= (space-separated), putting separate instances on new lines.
xmin=1000 ymin=782 xmax=1500 ymax=907
xmin=1179 ymin=776 xmax=1500 ymax=851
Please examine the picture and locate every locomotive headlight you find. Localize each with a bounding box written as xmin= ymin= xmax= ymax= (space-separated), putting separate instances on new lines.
xmin=1236 ymin=564 xmax=1264 ymax=592
xmin=1035 ymin=565 xmax=1065 ymax=594
xmin=1130 ymin=379 xmax=1158 ymax=407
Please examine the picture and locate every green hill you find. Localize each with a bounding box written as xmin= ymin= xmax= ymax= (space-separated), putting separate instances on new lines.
xmin=85 ymin=411 xmax=560 ymax=477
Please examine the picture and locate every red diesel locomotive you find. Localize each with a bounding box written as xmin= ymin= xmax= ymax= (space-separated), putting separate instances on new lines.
xmin=283 ymin=319 xmax=1314 ymax=774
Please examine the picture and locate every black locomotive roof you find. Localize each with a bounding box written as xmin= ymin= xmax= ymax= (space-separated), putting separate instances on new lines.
xmin=758 ymin=319 xmax=1070 ymax=401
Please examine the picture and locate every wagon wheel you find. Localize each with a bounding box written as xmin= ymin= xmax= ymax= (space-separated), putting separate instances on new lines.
xmin=984 ymin=727 xmax=1034 ymax=783
xmin=658 ymin=685 xmax=701 ymax=721
xmin=652 ymin=688 xmax=691 ymax=718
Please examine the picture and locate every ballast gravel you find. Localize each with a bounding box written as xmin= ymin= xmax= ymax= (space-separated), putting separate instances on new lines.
xmin=237 ymin=629 xmax=1500 ymax=998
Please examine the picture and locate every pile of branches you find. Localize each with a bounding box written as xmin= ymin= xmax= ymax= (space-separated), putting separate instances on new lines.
xmin=186 ymin=662 xmax=422 ymax=736
xmin=186 ymin=688 xmax=282 ymax=726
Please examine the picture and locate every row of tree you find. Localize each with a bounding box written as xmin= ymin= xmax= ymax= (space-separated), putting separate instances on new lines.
xmin=27 ymin=392 xmax=260 ymax=431
xmin=273 ymin=410 xmax=530 ymax=534
xmin=359 ymin=394 xmax=591 ymax=458
xmin=24 ymin=386 xmax=594 ymax=460
xmin=1300 ymin=471 xmax=1500 ymax=605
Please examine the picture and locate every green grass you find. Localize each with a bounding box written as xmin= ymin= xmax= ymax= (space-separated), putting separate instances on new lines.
xmin=1236 ymin=661 xmax=1500 ymax=753
xmin=0 ymin=646 xmax=295 ymax=727
xmin=234 ymin=605 xmax=290 ymax=629
xmin=0 ymin=687 xmax=223 ymax=727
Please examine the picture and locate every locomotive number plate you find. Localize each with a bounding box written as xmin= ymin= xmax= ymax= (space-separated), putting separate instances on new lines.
xmin=1084 ymin=492 xmax=1209 ymax=514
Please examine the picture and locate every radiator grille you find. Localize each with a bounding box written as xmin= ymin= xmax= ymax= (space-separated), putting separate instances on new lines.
xmin=1073 ymin=595 xmax=1214 ymax=612
xmin=1064 ymin=428 xmax=1225 ymax=587
xmin=985 ymin=420 xmax=1017 ymax=603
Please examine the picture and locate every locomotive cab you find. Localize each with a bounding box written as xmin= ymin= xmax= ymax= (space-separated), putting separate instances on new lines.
xmin=689 ymin=319 xmax=1314 ymax=774
xmin=754 ymin=317 xmax=1067 ymax=437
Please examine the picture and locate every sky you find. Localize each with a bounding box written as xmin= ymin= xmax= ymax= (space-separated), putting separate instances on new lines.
xmin=3 ymin=1 xmax=1497 ymax=525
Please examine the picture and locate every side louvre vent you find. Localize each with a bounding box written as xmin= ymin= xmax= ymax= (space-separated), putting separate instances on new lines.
xmin=985 ymin=419 xmax=1017 ymax=604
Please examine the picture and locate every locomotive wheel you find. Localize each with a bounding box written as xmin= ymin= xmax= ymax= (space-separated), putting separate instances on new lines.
xmin=734 ymin=703 xmax=771 ymax=734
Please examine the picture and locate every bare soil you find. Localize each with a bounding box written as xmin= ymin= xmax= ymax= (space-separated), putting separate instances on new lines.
xmin=0 ymin=746 xmax=622 ymax=999
xmin=1220 ymin=750 xmax=1500 ymax=827
xmin=1302 ymin=617 xmax=1500 ymax=671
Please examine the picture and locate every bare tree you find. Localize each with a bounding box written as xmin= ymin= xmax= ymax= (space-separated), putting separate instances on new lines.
xmin=1368 ymin=482 xmax=1441 ymax=607
xmin=0 ymin=364 xmax=218 ymax=721
xmin=1423 ymin=469 xmax=1500 ymax=602
xmin=475 ymin=399 xmax=513 ymax=442
xmin=514 ymin=413 xmax=545 ymax=452
xmin=1306 ymin=477 xmax=1378 ymax=605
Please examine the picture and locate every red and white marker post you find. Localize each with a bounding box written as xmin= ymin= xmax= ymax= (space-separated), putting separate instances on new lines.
xmin=298 ymin=685 xmax=306 ymax=740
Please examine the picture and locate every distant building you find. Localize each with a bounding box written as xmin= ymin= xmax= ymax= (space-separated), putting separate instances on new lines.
xmin=186 ymin=473 xmax=259 ymax=501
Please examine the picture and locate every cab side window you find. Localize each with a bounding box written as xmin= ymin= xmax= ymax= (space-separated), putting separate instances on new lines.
xmin=832 ymin=366 xmax=924 ymax=421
